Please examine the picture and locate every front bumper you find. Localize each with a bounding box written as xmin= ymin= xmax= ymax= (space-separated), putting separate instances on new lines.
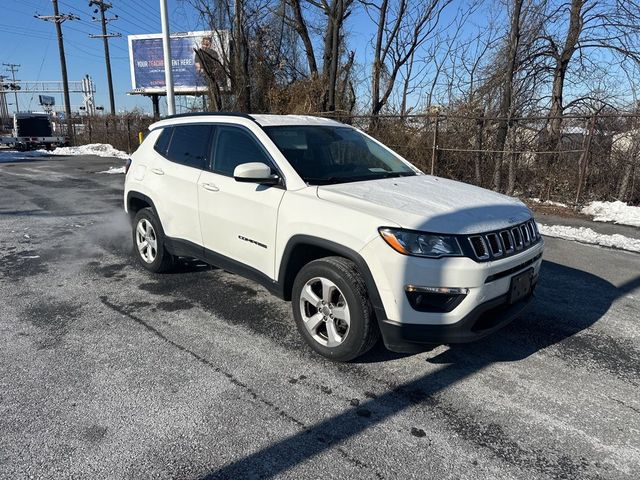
xmin=359 ymin=235 xmax=544 ymax=351
xmin=379 ymin=280 xmax=536 ymax=352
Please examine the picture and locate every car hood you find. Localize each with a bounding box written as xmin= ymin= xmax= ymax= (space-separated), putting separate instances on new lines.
xmin=316 ymin=175 xmax=532 ymax=234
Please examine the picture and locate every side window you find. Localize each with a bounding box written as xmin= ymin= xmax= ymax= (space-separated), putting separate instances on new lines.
xmin=212 ymin=126 xmax=274 ymax=176
xmin=165 ymin=124 xmax=213 ymax=169
xmin=153 ymin=127 xmax=173 ymax=155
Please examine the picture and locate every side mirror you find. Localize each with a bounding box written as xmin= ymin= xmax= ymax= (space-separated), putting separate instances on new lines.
xmin=233 ymin=162 xmax=280 ymax=185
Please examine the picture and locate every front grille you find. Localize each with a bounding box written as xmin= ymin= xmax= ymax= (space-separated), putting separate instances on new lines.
xmin=469 ymin=236 xmax=489 ymax=260
xmin=486 ymin=233 xmax=503 ymax=257
xmin=500 ymin=230 xmax=514 ymax=253
xmin=467 ymin=220 xmax=541 ymax=262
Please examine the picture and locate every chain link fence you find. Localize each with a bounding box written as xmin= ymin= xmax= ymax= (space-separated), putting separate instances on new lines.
xmin=56 ymin=111 xmax=640 ymax=206
xmin=335 ymin=113 xmax=640 ymax=206
xmin=53 ymin=113 xmax=155 ymax=156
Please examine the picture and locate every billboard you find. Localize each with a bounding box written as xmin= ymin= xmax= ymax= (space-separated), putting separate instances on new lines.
xmin=39 ymin=95 xmax=55 ymax=106
xmin=128 ymin=31 xmax=228 ymax=94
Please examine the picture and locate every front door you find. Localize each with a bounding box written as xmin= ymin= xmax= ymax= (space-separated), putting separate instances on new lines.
xmin=198 ymin=125 xmax=285 ymax=279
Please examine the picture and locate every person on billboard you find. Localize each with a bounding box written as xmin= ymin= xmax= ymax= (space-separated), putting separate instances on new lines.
xmin=194 ymin=35 xmax=225 ymax=109
xmin=195 ymin=36 xmax=219 ymax=76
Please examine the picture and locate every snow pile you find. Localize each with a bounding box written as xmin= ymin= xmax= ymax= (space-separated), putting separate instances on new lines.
xmin=539 ymin=224 xmax=640 ymax=253
xmin=528 ymin=197 xmax=569 ymax=208
xmin=43 ymin=143 xmax=129 ymax=160
xmin=0 ymin=150 xmax=49 ymax=162
xmin=581 ymin=201 xmax=640 ymax=228
xmin=98 ymin=166 xmax=126 ymax=174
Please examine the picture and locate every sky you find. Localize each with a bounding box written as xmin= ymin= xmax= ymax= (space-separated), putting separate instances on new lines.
xmin=1 ymin=0 xmax=206 ymax=115
xmin=0 ymin=0 xmax=477 ymax=116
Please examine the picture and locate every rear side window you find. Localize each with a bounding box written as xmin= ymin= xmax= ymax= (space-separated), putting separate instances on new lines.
xmin=153 ymin=127 xmax=173 ymax=155
xmin=165 ymin=124 xmax=213 ymax=169
xmin=213 ymin=126 xmax=274 ymax=176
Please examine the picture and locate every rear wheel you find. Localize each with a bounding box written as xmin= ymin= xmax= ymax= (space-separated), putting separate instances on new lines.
xmin=132 ymin=208 xmax=175 ymax=273
xmin=292 ymin=257 xmax=379 ymax=361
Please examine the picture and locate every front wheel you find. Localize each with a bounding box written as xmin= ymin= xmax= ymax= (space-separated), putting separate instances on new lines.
xmin=292 ymin=257 xmax=379 ymax=361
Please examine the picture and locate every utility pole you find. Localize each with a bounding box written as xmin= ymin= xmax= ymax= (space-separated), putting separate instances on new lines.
xmin=3 ymin=64 xmax=20 ymax=113
xmin=160 ymin=0 xmax=175 ymax=115
xmin=89 ymin=1 xmax=120 ymax=115
xmin=0 ymin=75 xmax=10 ymax=126
xmin=35 ymin=1 xmax=78 ymax=142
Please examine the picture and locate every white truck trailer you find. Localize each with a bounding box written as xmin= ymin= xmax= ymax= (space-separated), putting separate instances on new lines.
xmin=1 ymin=113 xmax=68 ymax=151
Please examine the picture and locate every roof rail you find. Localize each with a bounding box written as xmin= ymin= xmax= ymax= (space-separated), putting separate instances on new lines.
xmin=162 ymin=111 xmax=256 ymax=122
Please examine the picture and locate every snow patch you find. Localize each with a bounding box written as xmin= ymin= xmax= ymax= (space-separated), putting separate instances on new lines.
xmin=528 ymin=197 xmax=569 ymax=208
xmin=0 ymin=150 xmax=49 ymax=162
xmin=42 ymin=143 xmax=129 ymax=160
xmin=539 ymin=224 xmax=640 ymax=253
xmin=98 ymin=166 xmax=126 ymax=174
xmin=580 ymin=201 xmax=640 ymax=228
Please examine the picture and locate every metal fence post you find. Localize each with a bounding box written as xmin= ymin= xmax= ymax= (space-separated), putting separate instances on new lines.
xmin=474 ymin=112 xmax=484 ymax=185
xmin=575 ymin=115 xmax=596 ymax=205
xmin=507 ymin=121 xmax=518 ymax=195
xmin=126 ymin=117 xmax=132 ymax=153
xmin=431 ymin=114 xmax=439 ymax=176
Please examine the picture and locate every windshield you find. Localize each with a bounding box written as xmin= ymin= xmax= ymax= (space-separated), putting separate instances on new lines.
xmin=264 ymin=125 xmax=418 ymax=185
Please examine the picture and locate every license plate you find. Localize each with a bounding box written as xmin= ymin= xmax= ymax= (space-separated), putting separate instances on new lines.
xmin=509 ymin=268 xmax=533 ymax=304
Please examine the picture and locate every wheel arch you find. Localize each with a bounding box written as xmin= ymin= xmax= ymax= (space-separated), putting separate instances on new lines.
xmin=278 ymin=235 xmax=387 ymax=321
xmin=126 ymin=191 xmax=157 ymax=219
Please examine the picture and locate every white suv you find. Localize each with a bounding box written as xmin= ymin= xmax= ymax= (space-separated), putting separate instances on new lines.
xmin=124 ymin=113 xmax=544 ymax=361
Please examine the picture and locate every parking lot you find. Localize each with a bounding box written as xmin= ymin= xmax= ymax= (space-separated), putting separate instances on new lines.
xmin=0 ymin=153 xmax=639 ymax=479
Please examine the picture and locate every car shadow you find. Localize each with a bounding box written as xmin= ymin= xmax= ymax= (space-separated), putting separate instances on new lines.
xmin=170 ymin=257 xmax=217 ymax=274
xmin=430 ymin=259 xmax=640 ymax=364
xmin=199 ymin=259 xmax=639 ymax=479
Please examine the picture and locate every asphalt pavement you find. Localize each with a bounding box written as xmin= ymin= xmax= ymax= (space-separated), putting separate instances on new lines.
xmin=0 ymin=153 xmax=638 ymax=479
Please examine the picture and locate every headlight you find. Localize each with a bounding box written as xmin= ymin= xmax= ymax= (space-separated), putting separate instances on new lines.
xmin=378 ymin=227 xmax=462 ymax=258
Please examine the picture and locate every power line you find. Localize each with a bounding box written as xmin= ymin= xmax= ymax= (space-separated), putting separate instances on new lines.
xmin=113 ymin=1 xmax=161 ymax=32
xmin=0 ymin=25 xmax=53 ymax=40
xmin=58 ymin=0 xmax=140 ymax=36
xmin=35 ymin=0 xmax=78 ymax=141
xmin=62 ymin=23 xmax=129 ymax=54
xmin=88 ymin=0 xmax=118 ymax=114
xmin=28 ymin=31 xmax=53 ymax=111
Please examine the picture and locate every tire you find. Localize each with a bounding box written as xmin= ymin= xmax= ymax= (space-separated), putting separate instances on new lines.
xmin=132 ymin=207 xmax=175 ymax=273
xmin=292 ymin=256 xmax=379 ymax=361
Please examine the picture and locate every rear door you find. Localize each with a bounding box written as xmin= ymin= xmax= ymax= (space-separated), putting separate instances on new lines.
xmin=198 ymin=125 xmax=285 ymax=279
xmin=146 ymin=124 xmax=213 ymax=246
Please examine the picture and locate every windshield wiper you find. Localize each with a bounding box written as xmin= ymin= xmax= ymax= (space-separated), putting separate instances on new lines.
xmin=304 ymin=176 xmax=353 ymax=185
xmin=305 ymin=171 xmax=415 ymax=185
xmin=354 ymin=171 xmax=416 ymax=181
xmin=375 ymin=171 xmax=416 ymax=179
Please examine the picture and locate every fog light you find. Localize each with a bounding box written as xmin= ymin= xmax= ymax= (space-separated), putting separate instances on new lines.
xmin=404 ymin=285 xmax=468 ymax=313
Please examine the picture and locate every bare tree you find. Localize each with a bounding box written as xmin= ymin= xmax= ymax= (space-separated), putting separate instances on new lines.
xmin=233 ymin=0 xmax=251 ymax=111
xmin=366 ymin=0 xmax=452 ymax=117
xmin=286 ymin=0 xmax=319 ymax=76
xmin=537 ymin=0 xmax=640 ymax=149
xmin=491 ymin=0 xmax=524 ymax=191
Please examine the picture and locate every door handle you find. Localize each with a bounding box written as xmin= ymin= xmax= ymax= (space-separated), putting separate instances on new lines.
xmin=201 ymin=183 xmax=219 ymax=192
xmin=150 ymin=168 xmax=164 ymax=175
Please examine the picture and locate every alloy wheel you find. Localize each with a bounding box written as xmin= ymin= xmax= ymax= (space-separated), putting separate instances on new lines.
xmin=135 ymin=218 xmax=158 ymax=264
xmin=299 ymin=276 xmax=351 ymax=347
